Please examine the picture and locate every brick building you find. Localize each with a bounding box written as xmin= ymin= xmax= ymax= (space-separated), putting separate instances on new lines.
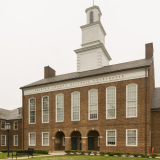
xmin=1 ymin=5 xmax=160 ymax=154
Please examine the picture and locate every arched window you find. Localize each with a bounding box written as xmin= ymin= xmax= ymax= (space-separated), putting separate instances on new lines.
xmin=106 ymin=86 xmax=116 ymax=119
xmin=126 ymin=83 xmax=138 ymax=118
xmin=88 ymin=89 xmax=98 ymax=120
xmin=42 ymin=96 xmax=49 ymax=123
xmin=90 ymin=11 xmax=94 ymax=23
xmin=56 ymin=93 xmax=64 ymax=122
xmin=29 ymin=98 xmax=36 ymax=124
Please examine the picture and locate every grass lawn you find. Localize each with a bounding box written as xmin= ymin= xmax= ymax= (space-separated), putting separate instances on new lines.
xmin=6 ymin=155 xmax=158 ymax=160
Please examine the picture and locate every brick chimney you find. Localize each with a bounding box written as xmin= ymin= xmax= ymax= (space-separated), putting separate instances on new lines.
xmin=44 ymin=66 xmax=56 ymax=78
xmin=145 ymin=43 xmax=154 ymax=59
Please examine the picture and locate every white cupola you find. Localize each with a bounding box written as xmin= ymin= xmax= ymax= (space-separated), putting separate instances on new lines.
xmin=74 ymin=6 xmax=111 ymax=72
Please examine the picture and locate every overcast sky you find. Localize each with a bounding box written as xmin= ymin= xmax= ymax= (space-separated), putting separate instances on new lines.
xmin=0 ymin=0 xmax=160 ymax=110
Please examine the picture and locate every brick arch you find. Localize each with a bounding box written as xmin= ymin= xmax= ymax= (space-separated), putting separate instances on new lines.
xmin=85 ymin=129 xmax=101 ymax=137
xmin=54 ymin=130 xmax=65 ymax=137
xmin=70 ymin=130 xmax=82 ymax=137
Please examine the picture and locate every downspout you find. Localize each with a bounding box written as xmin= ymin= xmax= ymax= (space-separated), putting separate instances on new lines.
xmin=22 ymin=90 xmax=24 ymax=149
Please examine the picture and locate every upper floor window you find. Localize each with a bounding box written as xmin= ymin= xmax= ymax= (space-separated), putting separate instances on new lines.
xmin=14 ymin=135 xmax=18 ymax=146
xmin=71 ymin=91 xmax=80 ymax=121
xmin=126 ymin=129 xmax=137 ymax=146
xmin=1 ymin=121 xmax=5 ymax=130
xmin=42 ymin=96 xmax=49 ymax=123
xmin=126 ymin=84 xmax=137 ymax=118
xmin=56 ymin=94 xmax=64 ymax=122
xmin=1 ymin=135 xmax=6 ymax=146
xmin=18 ymin=108 xmax=22 ymax=116
xmin=88 ymin=89 xmax=98 ymax=120
xmin=29 ymin=98 xmax=36 ymax=124
xmin=106 ymin=86 xmax=116 ymax=119
xmin=14 ymin=121 xmax=18 ymax=130
xmin=90 ymin=11 xmax=94 ymax=23
xmin=29 ymin=133 xmax=36 ymax=146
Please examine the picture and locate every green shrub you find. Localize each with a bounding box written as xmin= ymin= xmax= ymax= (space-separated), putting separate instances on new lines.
xmin=99 ymin=151 xmax=106 ymax=156
xmin=150 ymin=153 xmax=158 ymax=158
xmin=71 ymin=150 xmax=77 ymax=154
xmin=107 ymin=152 xmax=116 ymax=156
xmin=140 ymin=154 xmax=145 ymax=158
xmin=93 ymin=151 xmax=97 ymax=155
xmin=125 ymin=153 xmax=131 ymax=157
xmin=35 ymin=150 xmax=48 ymax=154
xmin=64 ymin=150 xmax=71 ymax=155
xmin=116 ymin=152 xmax=123 ymax=156
xmin=86 ymin=151 xmax=92 ymax=155
xmin=132 ymin=153 xmax=139 ymax=157
xmin=78 ymin=151 xmax=85 ymax=155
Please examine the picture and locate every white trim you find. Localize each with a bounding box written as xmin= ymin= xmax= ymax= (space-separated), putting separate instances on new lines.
xmin=29 ymin=98 xmax=36 ymax=124
xmin=42 ymin=132 xmax=49 ymax=146
xmin=82 ymin=137 xmax=88 ymax=138
xmin=65 ymin=137 xmax=71 ymax=139
xmin=62 ymin=137 xmax=65 ymax=146
xmin=14 ymin=121 xmax=18 ymax=130
xmin=106 ymin=86 xmax=116 ymax=119
xmin=106 ymin=130 xmax=116 ymax=146
xmin=88 ymin=89 xmax=98 ymax=120
xmin=126 ymin=129 xmax=138 ymax=146
xmin=1 ymin=121 xmax=6 ymax=130
xmin=29 ymin=132 xmax=36 ymax=146
xmin=13 ymin=135 xmax=18 ymax=146
xmin=71 ymin=91 xmax=80 ymax=121
xmin=1 ymin=135 xmax=6 ymax=146
xmin=126 ymin=83 xmax=138 ymax=118
xmin=56 ymin=93 xmax=64 ymax=122
xmin=42 ymin=96 xmax=49 ymax=123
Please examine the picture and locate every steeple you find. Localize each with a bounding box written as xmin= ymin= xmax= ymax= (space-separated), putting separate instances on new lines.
xmin=74 ymin=6 xmax=111 ymax=72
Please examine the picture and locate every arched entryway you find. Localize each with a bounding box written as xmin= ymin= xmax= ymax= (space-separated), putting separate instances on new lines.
xmin=55 ymin=131 xmax=65 ymax=150
xmin=70 ymin=131 xmax=82 ymax=150
xmin=87 ymin=130 xmax=100 ymax=151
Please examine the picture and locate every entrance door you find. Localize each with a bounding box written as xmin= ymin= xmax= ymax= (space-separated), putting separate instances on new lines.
xmin=88 ymin=137 xmax=94 ymax=150
xmin=71 ymin=137 xmax=77 ymax=150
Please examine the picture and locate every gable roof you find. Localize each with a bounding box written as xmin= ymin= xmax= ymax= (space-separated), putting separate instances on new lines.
xmin=151 ymin=88 xmax=160 ymax=109
xmin=20 ymin=58 xmax=153 ymax=89
xmin=0 ymin=107 xmax=22 ymax=120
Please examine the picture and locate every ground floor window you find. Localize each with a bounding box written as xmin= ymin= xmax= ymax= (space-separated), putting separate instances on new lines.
xmin=42 ymin=132 xmax=49 ymax=146
xmin=1 ymin=135 xmax=6 ymax=146
xmin=126 ymin=129 xmax=137 ymax=146
xmin=106 ymin=130 xmax=116 ymax=146
xmin=29 ymin=133 xmax=36 ymax=146
xmin=14 ymin=135 xmax=18 ymax=146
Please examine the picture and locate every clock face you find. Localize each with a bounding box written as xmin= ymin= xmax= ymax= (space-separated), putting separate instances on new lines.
xmin=86 ymin=30 xmax=95 ymax=41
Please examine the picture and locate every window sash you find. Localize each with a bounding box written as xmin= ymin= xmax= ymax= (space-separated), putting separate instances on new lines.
xmin=14 ymin=135 xmax=18 ymax=146
xmin=14 ymin=122 xmax=18 ymax=130
xmin=29 ymin=98 xmax=36 ymax=124
xmin=106 ymin=130 xmax=116 ymax=146
xmin=126 ymin=84 xmax=137 ymax=118
xmin=29 ymin=133 xmax=35 ymax=146
xmin=1 ymin=135 xmax=6 ymax=146
xmin=106 ymin=87 xmax=116 ymax=119
xmin=56 ymin=94 xmax=64 ymax=122
xmin=42 ymin=133 xmax=49 ymax=146
xmin=89 ymin=89 xmax=98 ymax=120
xmin=1 ymin=121 xmax=5 ymax=129
xmin=72 ymin=92 xmax=80 ymax=121
xmin=126 ymin=129 xmax=137 ymax=146
xmin=42 ymin=96 xmax=49 ymax=123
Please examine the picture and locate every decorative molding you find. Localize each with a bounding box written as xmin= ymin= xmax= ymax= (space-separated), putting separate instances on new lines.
xmin=65 ymin=137 xmax=71 ymax=139
xmin=82 ymin=137 xmax=88 ymax=138
xmin=24 ymin=68 xmax=148 ymax=96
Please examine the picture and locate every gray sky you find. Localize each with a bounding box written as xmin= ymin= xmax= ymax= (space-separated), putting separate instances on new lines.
xmin=0 ymin=0 xmax=160 ymax=110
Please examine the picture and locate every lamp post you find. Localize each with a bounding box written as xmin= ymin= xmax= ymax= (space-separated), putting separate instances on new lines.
xmin=6 ymin=123 xmax=11 ymax=157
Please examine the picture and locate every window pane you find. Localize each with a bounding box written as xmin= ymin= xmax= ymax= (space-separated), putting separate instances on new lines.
xmin=30 ymin=133 xmax=35 ymax=145
xmin=127 ymin=130 xmax=137 ymax=146
xmin=30 ymin=99 xmax=35 ymax=123
xmin=43 ymin=133 xmax=49 ymax=145
xmin=72 ymin=92 xmax=80 ymax=121
xmin=107 ymin=130 xmax=116 ymax=146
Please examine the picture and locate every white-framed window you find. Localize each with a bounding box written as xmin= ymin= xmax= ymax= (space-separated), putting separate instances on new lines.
xmin=126 ymin=129 xmax=138 ymax=146
xmin=1 ymin=135 xmax=6 ymax=146
xmin=14 ymin=121 xmax=18 ymax=130
xmin=42 ymin=96 xmax=49 ymax=123
xmin=88 ymin=89 xmax=98 ymax=120
xmin=62 ymin=137 xmax=65 ymax=146
xmin=98 ymin=136 xmax=100 ymax=146
xmin=18 ymin=108 xmax=22 ymax=116
xmin=29 ymin=98 xmax=36 ymax=124
xmin=29 ymin=133 xmax=36 ymax=146
xmin=106 ymin=86 xmax=116 ymax=119
xmin=71 ymin=91 xmax=80 ymax=121
xmin=1 ymin=121 xmax=6 ymax=130
xmin=14 ymin=135 xmax=18 ymax=146
xmin=56 ymin=94 xmax=64 ymax=122
xmin=126 ymin=83 xmax=138 ymax=118
xmin=106 ymin=130 xmax=116 ymax=146
xmin=42 ymin=132 xmax=49 ymax=146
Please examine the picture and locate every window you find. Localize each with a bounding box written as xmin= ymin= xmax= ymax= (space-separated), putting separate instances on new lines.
xmin=18 ymin=108 xmax=22 ymax=116
xmin=90 ymin=11 xmax=94 ymax=23
xmin=56 ymin=94 xmax=64 ymax=122
xmin=1 ymin=135 xmax=6 ymax=146
xmin=106 ymin=130 xmax=116 ymax=146
xmin=1 ymin=121 xmax=5 ymax=130
xmin=42 ymin=96 xmax=49 ymax=123
xmin=42 ymin=132 xmax=49 ymax=146
xmin=29 ymin=98 xmax=36 ymax=124
xmin=71 ymin=92 xmax=80 ymax=121
xmin=29 ymin=133 xmax=36 ymax=146
xmin=14 ymin=135 xmax=18 ymax=146
xmin=88 ymin=89 xmax=98 ymax=120
xmin=126 ymin=84 xmax=137 ymax=118
xmin=62 ymin=137 xmax=65 ymax=146
xmin=126 ymin=129 xmax=137 ymax=146
xmin=55 ymin=138 xmax=60 ymax=144
xmin=106 ymin=86 xmax=116 ymax=119
xmin=14 ymin=121 xmax=18 ymax=130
